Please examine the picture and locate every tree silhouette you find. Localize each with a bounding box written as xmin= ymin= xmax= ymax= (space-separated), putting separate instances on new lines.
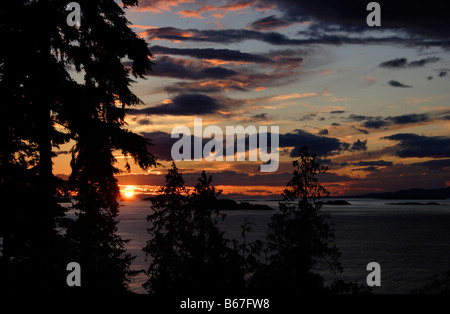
xmin=143 ymin=162 xmax=190 ymax=294
xmin=0 ymin=0 xmax=157 ymax=292
xmin=143 ymin=165 xmax=244 ymax=295
xmin=250 ymin=146 xmax=342 ymax=295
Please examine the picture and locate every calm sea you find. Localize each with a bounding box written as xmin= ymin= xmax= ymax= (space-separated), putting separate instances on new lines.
xmin=114 ymin=198 xmax=450 ymax=294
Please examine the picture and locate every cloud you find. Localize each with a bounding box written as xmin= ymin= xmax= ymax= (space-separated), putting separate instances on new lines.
xmin=362 ymin=118 xmax=390 ymax=129
xmin=412 ymin=159 xmax=450 ymax=172
xmin=379 ymin=57 xmax=440 ymax=69
xmin=132 ymin=94 xmax=225 ymax=116
xmin=177 ymin=10 xmax=205 ymax=19
xmin=142 ymin=27 xmax=304 ymax=45
xmin=352 ymin=166 xmax=379 ymax=172
xmin=150 ymin=45 xmax=273 ymax=64
xmin=355 ymin=113 xmax=430 ymax=129
xmin=142 ymin=26 xmax=414 ymax=46
xmin=354 ymin=160 xmax=393 ymax=167
xmin=330 ymin=110 xmax=346 ymax=114
xmin=298 ymin=113 xmax=317 ymax=121
xmin=383 ymin=133 xmax=450 ymax=158
xmin=379 ymin=58 xmax=408 ymax=68
xmin=350 ymin=139 xmax=367 ymax=151
xmin=388 ymin=80 xmax=412 ymax=88
xmin=137 ymin=118 xmax=152 ymax=125
xmin=134 ymin=0 xmax=195 ymax=13
xmin=409 ymin=57 xmax=440 ymax=67
xmin=148 ymin=56 xmax=238 ymax=80
xmin=318 ymin=129 xmax=328 ymax=135
xmin=347 ymin=114 xmax=367 ymax=122
xmin=249 ymin=113 xmax=269 ymax=121
xmin=280 ymin=130 xmax=360 ymax=157
xmin=247 ymin=15 xmax=294 ymax=31
xmin=388 ymin=113 xmax=429 ymax=125
xmin=351 ymin=126 xmax=369 ymax=134
xmin=141 ymin=131 xmax=178 ymax=160
xmin=259 ymin=0 xmax=450 ymax=41
xmin=163 ymin=80 xmax=248 ymax=94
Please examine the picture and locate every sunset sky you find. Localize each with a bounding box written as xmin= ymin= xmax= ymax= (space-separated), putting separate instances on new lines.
xmin=54 ymin=0 xmax=450 ymax=198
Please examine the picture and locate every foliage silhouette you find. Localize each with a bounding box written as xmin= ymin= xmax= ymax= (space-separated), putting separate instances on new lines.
xmin=412 ymin=269 xmax=450 ymax=294
xmin=0 ymin=0 xmax=157 ymax=293
xmin=143 ymin=164 xmax=244 ymax=296
xmin=249 ymin=146 xmax=343 ymax=295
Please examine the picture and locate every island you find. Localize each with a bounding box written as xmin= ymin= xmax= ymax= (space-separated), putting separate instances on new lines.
xmin=142 ymin=197 xmax=274 ymax=210
xmin=319 ymin=200 xmax=351 ymax=205
xmin=385 ymin=202 xmax=440 ymax=206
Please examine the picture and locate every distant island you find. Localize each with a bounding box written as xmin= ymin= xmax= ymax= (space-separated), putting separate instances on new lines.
xmin=340 ymin=187 xmax=450 ymax=200
xmin=142 ymin=197 xmax=274 ymax=210
xmin=319 ymin=200 xmax=351 ymax=205
xmin=386 ymin=202 xmax=440 ymax=206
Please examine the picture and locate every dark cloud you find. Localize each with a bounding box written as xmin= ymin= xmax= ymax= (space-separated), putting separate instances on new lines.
xmin=148 ymin=56 xmax=238 ymax=80
xmin=352 ymin=166 xmax=379 ymax=172
xmin=249 ymin=113 xmax=269 ymax=121
xmin=347 ymin=114 xmax=367 ymax=122
xmin=379 ymin=57 xmax=440 ymax=69
xmin=55 ymin=150 xmax=70 ymax=155
xmin=298 ymin=113 xmax=317 ymax=121
xmin=142 ymin=26 xmax=420 ymax=47
xmin=150 ymin=45 xmax=272 ymax=64
xmin=260 ymin=0 xmax=450 ymax=41
xmin=164 ymin=80 xmax=247 ymax=94
xmin=331 ymin=123 xmax=340 ymax=126
xmin=350 ymin=139 xmax=367 ymax=151
xmin=412 ymin=159 xmax=450 ymax=172
xmin=351 ymin=126 xmax=369 ymax=134
xmin=143 ymin=27 xmax=305 ymax=45
xmin=132 ymin=94 xmax=224 ymax=116
xmin=137 ymin=118 xmax=152 ymax=125
xmin=247 ymin=15 xmax=294 ymax=31
xmin=439 ymin=71 xmax=447 ymax=77
xmin=318 ymin=129 xmax=329 ymax=135
xmin=280 ymin=130 xmax=363 ymax=157
xmin=281 ymin=130 xmax=343 ymax=157
xmin=379 ymin=58 xmax=408 ymax=68
xmin=141 ymin=131 xmax=177 ymax=161
xmin=388 ymin=80 xmax=412 ymax=88
xmin=388 ymin=113 xmax=429 ymax=125
xmin=354 ymin=160 xmax=393 ymax=167
xmin=362 ymin=118 xmax=390 ymax=129
xmin=383 ymin=133 xmax=450 ymax=158
xmin=330 ymin=110 xmax=346 ymax=114
xmin=409 ymin=57 xmax=440 ymax=67
xmin=350 ymin=113 xmax=431 ymax=129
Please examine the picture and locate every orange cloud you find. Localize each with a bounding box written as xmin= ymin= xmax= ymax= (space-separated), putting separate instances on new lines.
xmin=141 ymin=28 xmax=195 ymax=41
xmin=177 ymin=10 xmax=205 ymax=19
xmin=212 ymin=12 xmax=226 ymax=19
xmin=132 ymin=0 xmax=195 ymax=13
xmin=269 ymin=93 xmax=318 ymax=102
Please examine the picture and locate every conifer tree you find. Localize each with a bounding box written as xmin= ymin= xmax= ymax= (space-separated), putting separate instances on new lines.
xmin=250 ymin=146 xmax=341 ymax=295
xmin=143 ymin=166 xmax=244 ymax=295
xmin=0 ymin=0 xmax=157 ymax=292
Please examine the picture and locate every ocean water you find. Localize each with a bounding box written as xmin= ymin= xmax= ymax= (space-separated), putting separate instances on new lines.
xmin=115 ymin=198 xmax=450 ymax=294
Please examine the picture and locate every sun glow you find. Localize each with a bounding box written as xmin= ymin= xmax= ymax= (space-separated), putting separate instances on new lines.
xmin=124 ymin=191 xmax=134 ymax=198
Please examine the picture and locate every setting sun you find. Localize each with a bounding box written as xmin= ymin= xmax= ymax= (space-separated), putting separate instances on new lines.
xmin=124 ymin=191 xmax=134 ymax=198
